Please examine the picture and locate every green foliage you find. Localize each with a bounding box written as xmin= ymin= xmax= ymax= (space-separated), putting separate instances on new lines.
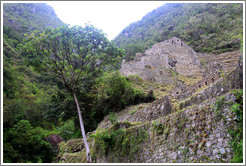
xmin=22 ymin=25 xmax=124 ymax=91
xmin=109 ymin=112 xmax=118 ymax=124
xmin=21 ymin=24 xmax=125 ymax=140
xmin=91 ymin=122 xmax=148 ymax=160
xmin=3 ymin=120 xmax=55 ymax=163
xmin=56 ymin=118 xmax=75 ymax=141
xmin=120 ymin=43 xmax=145 ymax=61
xmin=3 ymin=30 xmax=56 ymax=129
xmin=229 ymin=90 xmax=243 ymax=163
xmin=3 ymin=3 xmax=65 ymax=36
xmin=92 ymin=71 xmax=146 ymax=115
xmin=44 ymin=88 xmax=76 ymax=125
xmin=114 ymin=3 xmax=243 ymax=55
xmin=152 ymin=120 xmax=164 ymax=135
xmin=213 ymin=96 xmax=225 ymax=120
xmin=3 ymin=4 xmax=86 ymax=163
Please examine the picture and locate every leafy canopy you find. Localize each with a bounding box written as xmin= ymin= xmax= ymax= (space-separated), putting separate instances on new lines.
xmin=22 ymin=25 xmax=124 ymax=91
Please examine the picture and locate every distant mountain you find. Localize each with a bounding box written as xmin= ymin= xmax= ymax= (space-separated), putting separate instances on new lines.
xmin=3 ymin=3 xmax=65 ymax=36
xmin=113 ymin=3 xmax=243 ymax=61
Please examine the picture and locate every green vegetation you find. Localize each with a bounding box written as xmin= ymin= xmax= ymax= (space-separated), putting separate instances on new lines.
xmin=114 ymin=3 xmax=243 ymax=58
xmin=213 ymin=96 xmax=226 ymax=120
xmin=212 ymin=90 xmax=243 ymax=163
xmin=109 ymin=112 xmax=118 ymax=124
xmin=3 ymin=4 xmax=150 ymax=162
xmin=3 ymin=120 xmax=55 ymax=163
xmin=92 ymin=71 xmax=149 ymax=117
xmin=22 ymin=24 xmax=124 ymax=162
xmin=152 ymin=120 xmax=164 ymax=135
xmin=2 ymin=3 xmax=243 ymax=163
xmin=3 ymin=3 xmax=65 ymax=36
xmin=229 ymin=90 xmax=243 ymax=163
xmin=91 ymin=121 xmax=149 ymax=161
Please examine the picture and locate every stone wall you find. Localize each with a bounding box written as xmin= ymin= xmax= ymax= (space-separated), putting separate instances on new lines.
xmin=97 ymin=96 xmax=173 ymax=130
xmin=57 ymin=91 xmax=238 ymax=163
xmin=94 ymin=92 xmax=237 ymax=163
xmin=172 ymin=63 xmax=223 ymax=100
xmin=179 ymin=61 xmax=243 ymax=110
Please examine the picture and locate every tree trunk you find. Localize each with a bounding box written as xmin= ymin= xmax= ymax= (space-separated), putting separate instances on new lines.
xmin=72 ymin=89 xmax=91 ymax=163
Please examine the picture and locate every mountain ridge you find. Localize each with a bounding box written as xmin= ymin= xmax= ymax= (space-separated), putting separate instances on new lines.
xmin=3 ymin=3 xmax=65 ymax=36
xmin=113 ymin=3 xmax=243 ymax=61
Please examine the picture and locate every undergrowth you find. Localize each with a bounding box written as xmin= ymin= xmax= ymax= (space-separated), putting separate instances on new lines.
xmin=229 ymin=90 xmax=243 ymax=163
xmin=90 ymin=121 xmax=148 ymax=161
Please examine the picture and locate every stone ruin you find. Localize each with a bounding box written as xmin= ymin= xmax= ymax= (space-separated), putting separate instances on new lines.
xmin=171 ymin=62 xmax=224 ymax=99
xmin=164 ymin=37 xmax=186 ymax=47
xmin=120 ymin=37 xmax=201 ymax=83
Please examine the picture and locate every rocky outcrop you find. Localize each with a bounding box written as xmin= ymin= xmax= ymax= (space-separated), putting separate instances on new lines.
xmin=120 ymin=37 xmax=202 ymax=83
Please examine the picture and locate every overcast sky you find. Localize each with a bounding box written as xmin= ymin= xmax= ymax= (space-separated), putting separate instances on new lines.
xmin=46 ymin=1 xmax=165 ymax=40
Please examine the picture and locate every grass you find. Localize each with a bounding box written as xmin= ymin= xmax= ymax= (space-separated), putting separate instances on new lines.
xmin=176 ymin=74 xmax=203 ymax=86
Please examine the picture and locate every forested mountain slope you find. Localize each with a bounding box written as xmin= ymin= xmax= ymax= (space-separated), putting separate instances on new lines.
xmin=3 ymin=3 xmax=65 ymax=36
xmin=3 ymin=3 xmax=152 ymax=163
xmin=3 ymin=3 xmax=67 ymax=163
xmin=113 ymin=3 xmax=243 ymax=61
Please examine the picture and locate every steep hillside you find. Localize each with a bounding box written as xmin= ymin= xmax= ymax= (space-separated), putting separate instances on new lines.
xmin=3 ymin=3 xmax=65 ymax=36
xmin=55 ymin=25 xmax=243 ymax=162
xmin=113 ymin=3 xmax=243 ymax=60
xmin=55 ymin=30 xmax=243 ymax=163
xmin=2 ymin=2 xmax=243 ymax=164
xmin=56 ymin=56 xmax=243 ymax=163
xmin=3 ymin=3 xmax=66 ymax=163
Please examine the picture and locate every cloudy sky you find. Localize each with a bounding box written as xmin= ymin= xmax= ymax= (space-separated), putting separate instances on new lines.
xmin=46 ymin=1 xmax=165 ymax=40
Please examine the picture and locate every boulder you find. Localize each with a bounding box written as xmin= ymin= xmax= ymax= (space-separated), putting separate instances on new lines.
xmin=46 ymin=134 xmax=64 ymax=153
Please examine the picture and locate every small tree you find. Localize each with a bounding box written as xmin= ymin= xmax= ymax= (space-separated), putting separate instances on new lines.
xmin=22 ymin=25 xmax=123 ymax=162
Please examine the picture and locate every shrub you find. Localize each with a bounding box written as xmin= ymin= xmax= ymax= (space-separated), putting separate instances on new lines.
xmin=3 ymin=120 xmax=55 ymax=163
xmin=229 ymin=90 xmax=243 ymax=163
xmin=57 ymin=118 xmax=75 ymax=141
xmin=93 ymin=71 xmax=146 ymax=115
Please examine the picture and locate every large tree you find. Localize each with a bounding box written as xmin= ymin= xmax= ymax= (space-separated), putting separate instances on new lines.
xmin=22 ymin=25 xmax=124 ymax=162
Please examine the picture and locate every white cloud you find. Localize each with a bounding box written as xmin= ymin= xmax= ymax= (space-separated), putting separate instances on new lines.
xmin=46 ymin=1 xmax=165 ymax=40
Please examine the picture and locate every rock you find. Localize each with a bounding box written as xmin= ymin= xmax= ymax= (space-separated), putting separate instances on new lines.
xmin=206 ymin=141 xmax=211 ymax=148
xmin=46 ymin=134 xmax=64 ymax=153
xmin=220 ymin=148 xmax=226 ymax=154
xmin=216 ymin=133 xmax=220 ymax=138
xmin=197 ymin=149 xmax=203 ymax=155
xmin=218 ymin=138 xmax=223 ymax=142
xmin=213 ymin=150 xmax=218 ymax=155
xmin=217 ymin=142 xmax=223 ymax=149
xmin=172 ymin=152 xmax=177 ymax=160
